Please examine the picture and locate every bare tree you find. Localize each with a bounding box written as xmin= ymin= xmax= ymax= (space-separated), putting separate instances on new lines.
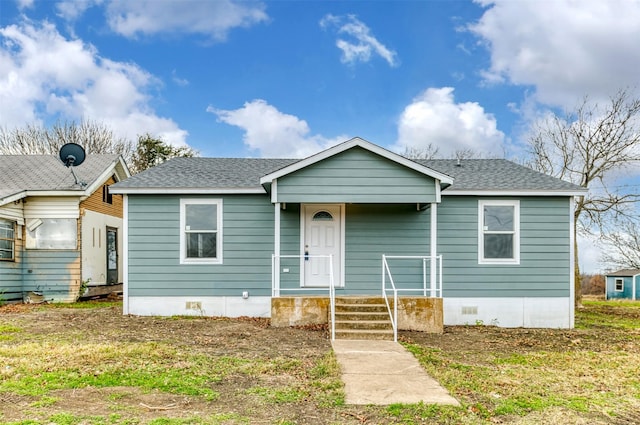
xmin=0 ymin=120 xmax=135 ymax=163
xmin=601 ymin=219 xmax=640 ymax=270
xmin=528 ymin=89 xmax=640 ymax=307
xmin=402 ymin=144 xmax=440 ymax=160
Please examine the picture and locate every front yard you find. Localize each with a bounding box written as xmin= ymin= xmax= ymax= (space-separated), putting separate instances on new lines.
xmin=0 ymin=299 xmax=638 ymax=424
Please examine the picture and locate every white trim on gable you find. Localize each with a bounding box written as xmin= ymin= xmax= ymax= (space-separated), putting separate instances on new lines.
xmin=259 ymin=137 xmax=454 ymax=186
xmin=82 ymin=156 xmax=130 ymax=200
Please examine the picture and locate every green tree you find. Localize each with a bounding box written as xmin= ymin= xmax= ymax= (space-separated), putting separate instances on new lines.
xmin=131 ymin=134 xmax=197 ymax=174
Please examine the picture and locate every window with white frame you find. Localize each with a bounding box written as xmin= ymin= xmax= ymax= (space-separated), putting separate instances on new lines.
xmin=615 ymin=278 xmax=624 ymax=292
xmin=479 ymin=200 xmax=520 ymax=264
xmin=26 ymin=218 xmax=77 ymax=250
xmin=0 ymin=219 xmax=15 ymax=260
xmin=180 ymin=199 xmax=222 ymax=264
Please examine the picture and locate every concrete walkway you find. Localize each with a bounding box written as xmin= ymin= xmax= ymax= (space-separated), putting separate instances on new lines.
xmin=332 ymin=339 xmax=460 ymax=406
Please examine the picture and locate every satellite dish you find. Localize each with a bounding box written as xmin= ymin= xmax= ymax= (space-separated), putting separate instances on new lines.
xmin=59 ymin=143 xmax=86 ymax=168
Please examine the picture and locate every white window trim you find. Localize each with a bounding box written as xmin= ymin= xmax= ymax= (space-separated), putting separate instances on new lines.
xmin=179 ymin=198 xmax=223 ymax=265
xmin=614 ymin=278 xmax=624 ymax=292
xmin=0 ymin=219 xmax=15 ymax=261
xmin=478 ymin=199 xmax=520 ymax=265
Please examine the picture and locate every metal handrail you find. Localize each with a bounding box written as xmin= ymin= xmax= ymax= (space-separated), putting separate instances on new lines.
xmin=271 ymin=254 xmax=336 ymax=341
xmin=382 ymin=255 xmax=398 ymax=342
xmin=382 ymin=254 xmax=444 ymax=342
xmin=382 ymin=254 xmax=443 ymax=298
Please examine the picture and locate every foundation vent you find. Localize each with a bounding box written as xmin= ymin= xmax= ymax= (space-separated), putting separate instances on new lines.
xmin=461 ymin=306 xmax=478 ymax=315
xmin=186 ymin=301 xmax=202 ymax=310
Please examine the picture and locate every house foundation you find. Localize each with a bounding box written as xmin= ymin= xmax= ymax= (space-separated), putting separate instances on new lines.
xmin=271 ymin=296 xmax=443 ymax=333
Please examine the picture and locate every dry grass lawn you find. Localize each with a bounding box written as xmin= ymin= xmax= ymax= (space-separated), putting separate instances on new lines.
xmin=0 ymin=299 xmax=639 ymax=424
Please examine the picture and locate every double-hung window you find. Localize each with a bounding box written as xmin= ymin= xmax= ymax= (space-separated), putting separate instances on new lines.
xmin=180 ymin=199 xmax=222 ymax=264
xmin=479 ymin=200 xmax=520 ymax=264
xmin=0 ymin=219 xmax=15 ymax=261
xmin=615 ymin=278 xmax=624 ymax=292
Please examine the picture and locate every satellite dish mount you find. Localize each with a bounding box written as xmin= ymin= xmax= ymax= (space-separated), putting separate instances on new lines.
xmin=59 ymin=143 xmax=87 ymax=187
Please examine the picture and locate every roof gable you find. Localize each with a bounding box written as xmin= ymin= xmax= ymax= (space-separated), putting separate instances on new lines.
xmin=259 ymin=137 xmax=454 ymax=187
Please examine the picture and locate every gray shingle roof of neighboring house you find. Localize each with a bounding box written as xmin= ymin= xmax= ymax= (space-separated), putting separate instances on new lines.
xmin=111 ymin=155 xmax=584 ymax=194
xmin=607 ymin=269 xmax=640 ymax=277
xmin=0 ymin=154 xmax=122 ymax=204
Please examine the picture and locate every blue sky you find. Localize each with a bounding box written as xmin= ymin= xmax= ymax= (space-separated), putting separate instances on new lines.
xmin=2 ymin=0 xmax=640 ymax=271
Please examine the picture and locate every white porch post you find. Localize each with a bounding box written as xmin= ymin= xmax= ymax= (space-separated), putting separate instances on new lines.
xmin=430 ymin=202 xmax=437 ymax=298
xmin=272 ymin=178 xmax=281 ymax=297
xmin=274 ymin=202 xmax=281 ymax=297
xmin=122 ymin=194 xmax=129 ymax=315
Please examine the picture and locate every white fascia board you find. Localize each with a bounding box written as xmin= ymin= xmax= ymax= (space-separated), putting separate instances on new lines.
xmin=443 ymin=189 xmax=587 ymax=197
xmin=116 ymin=156 xmax=132 ymax=179
xmin=0 ymin=191 xmax=28 ymax=207
xmin=108 ymin=187 xmax=266 ymax=195
xmin=259 ymin=137 xmax=454 ymax=186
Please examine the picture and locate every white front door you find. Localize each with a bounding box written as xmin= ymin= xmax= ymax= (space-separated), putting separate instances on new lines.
xmin=303 ymin=204 xmax=342 ymax=287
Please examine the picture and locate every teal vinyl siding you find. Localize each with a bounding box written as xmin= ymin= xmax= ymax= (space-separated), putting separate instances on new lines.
xmin=276 ymin=147 xmax=438 ymax=203
xmin=278 ymin=204 xmax=302 ymax=289
xmin=128 ymin=194 xmax=276 ymax=297
xmin=0 ymin=260 xmax=23 ymax=302
xmin=22 ymin=250 xmax=80 ymax=302
xmin=343 ymin=204 xmax=429 ymax=294
xmin=606 ymin=275 xmax=638 ymax=300
xmin=438 ymin=196 xmax=571 ymax=297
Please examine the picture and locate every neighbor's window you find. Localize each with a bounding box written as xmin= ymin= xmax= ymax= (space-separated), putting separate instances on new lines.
xmin=0 ymin=219 xmax=15 ymax=261
xmin=26 ymin=218 xmax=77 ymax=250
xmin=102 ymin=184 xmax=113 ymax=204
xmin=180 ymin=199 xmax=222 ymax=264
xmin=615 ymin=278 xmax=624 ymax=292
xmin=479 ymin=200 xmax=520 ymax=264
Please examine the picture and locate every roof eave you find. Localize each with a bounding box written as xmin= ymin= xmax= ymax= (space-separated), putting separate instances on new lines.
xmin=109 ymin=187 xmax=267 ymax=195
xmin=443 ymin=189 xmax=588 ymax=196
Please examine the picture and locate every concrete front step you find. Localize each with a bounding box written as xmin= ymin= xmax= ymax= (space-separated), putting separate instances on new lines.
xmin=331 ymin=296 xmax=395 ymax=340
xmin=334 ymin=329 xmax=395 ymax=340
xmin=335 ymin=311 xmax=390 ymax=321
xmin=335 ymin=320 xmax=393 ymax=330
xmin=335 ymin=303 xmax=388 ymax=313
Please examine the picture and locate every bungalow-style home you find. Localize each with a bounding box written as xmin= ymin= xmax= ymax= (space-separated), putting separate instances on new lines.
xmin=110 ymin=138 xmax=586 ymax=333
xmin=0 ymin=154 xmax=130 ymax=303
xmin=605 ymin=269 xmax=640 ymax=300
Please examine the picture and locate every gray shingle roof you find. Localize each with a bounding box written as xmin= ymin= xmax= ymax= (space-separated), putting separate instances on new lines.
xmin=0 ymin=154 xmax=120 ymax=203
xmin=419 ymin=158 xmax=583 ymax=192
xmin=607 ymin=269 xmax=640 ymax=277
xmin=111 ymin=155 xmax=583 ymax=193
xmin=112 ymin=157 xmax=297 ymax=190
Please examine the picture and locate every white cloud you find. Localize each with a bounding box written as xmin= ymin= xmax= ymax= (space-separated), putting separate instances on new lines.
xmin=171 ymin=69 xmax=189 ymax=87
xmin=395 ymin=87 xmax=505 ymax=157
xmin=470 ymin=0 xmax=640 ymax=108
xmin=104 ymin=0 xmax=268 ymax=40
xmin=16 ymin=0 xmax=34 ymax=10
xmin=56 ymin=0 xmax=103 ymax=21
xmin=0 ymin=21 xmax=188 ymax=146
xmin=320 ymin=14 xmax=398 ymax=67
xmin=208 ymin=99 xmax=347 ymax=157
